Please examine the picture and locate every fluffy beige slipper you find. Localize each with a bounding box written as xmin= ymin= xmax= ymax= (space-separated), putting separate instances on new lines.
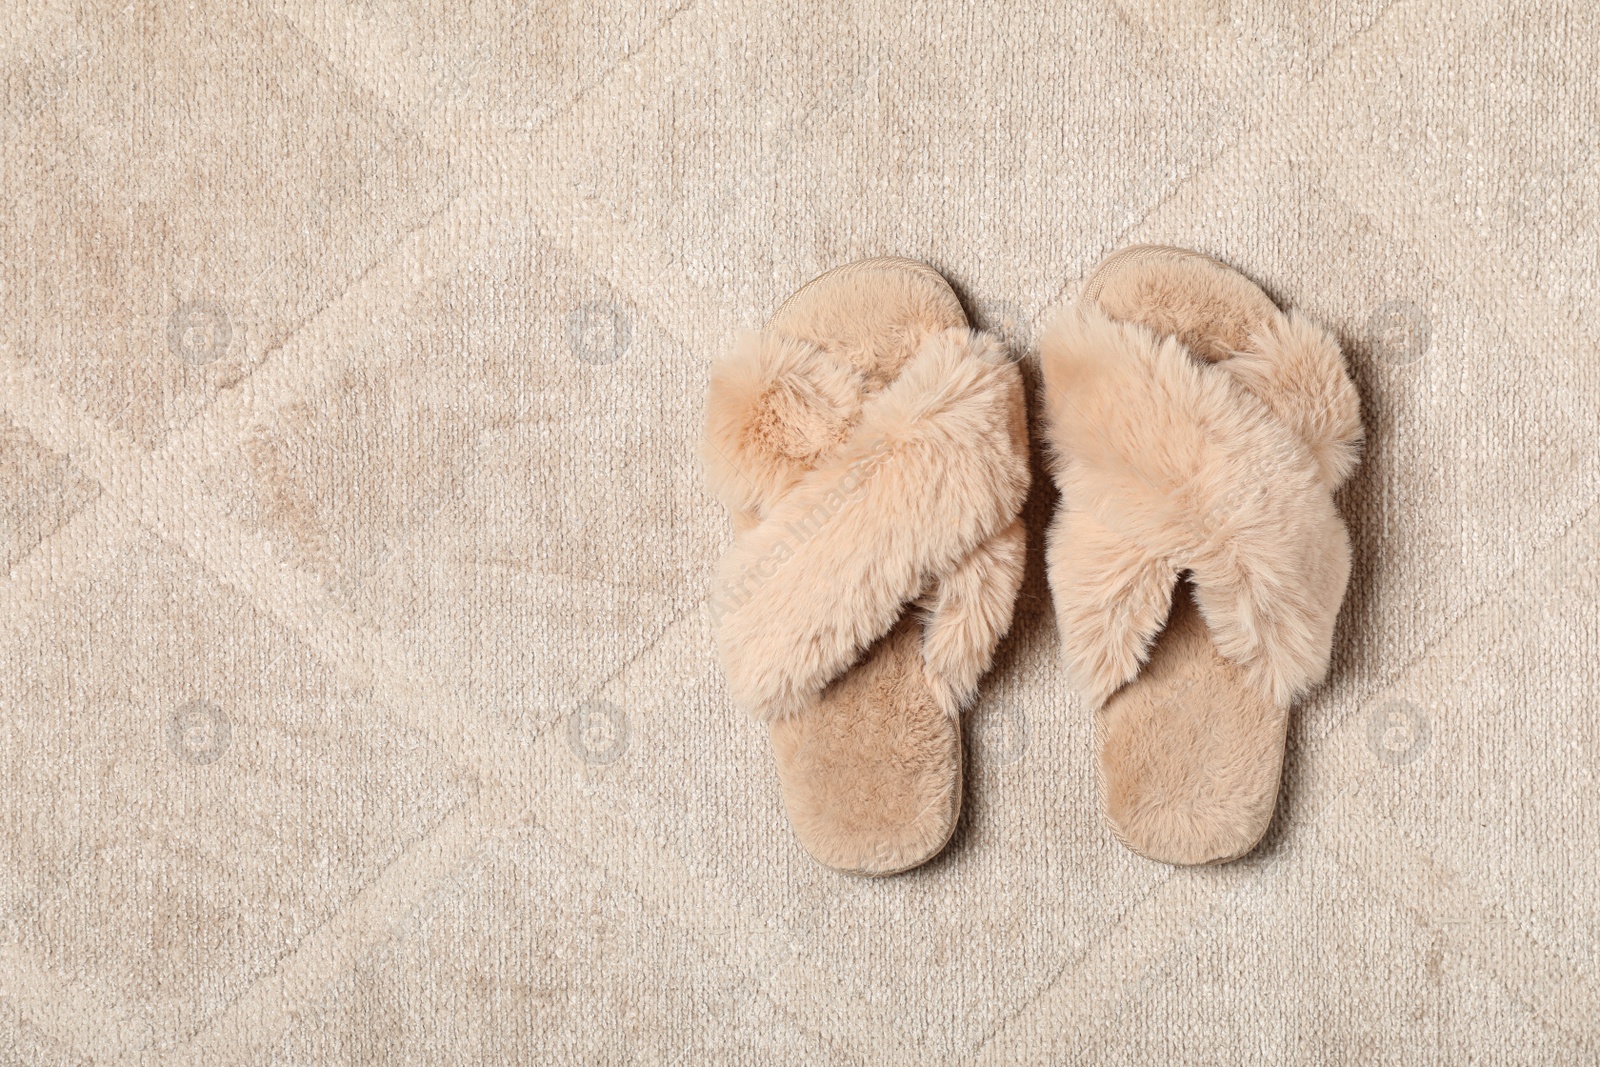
xmin=1039 ymin=245 xmax=1363 ymax=865
xmin=702 ymin=257 xmax=1030 ymax=875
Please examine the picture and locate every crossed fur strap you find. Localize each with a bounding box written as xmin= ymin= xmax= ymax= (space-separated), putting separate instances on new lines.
xmin=1041 ymin=306 xmax=1363 ymax=709
xmin=704 ymin=326 xmax=1030 ymax=721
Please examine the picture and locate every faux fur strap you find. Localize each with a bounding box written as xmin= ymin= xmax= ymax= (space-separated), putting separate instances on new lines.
xmin=705 ymin=327 xmax=1029 ymax=720
xmin=1041 ymin=306 xmax=1359 ymax=708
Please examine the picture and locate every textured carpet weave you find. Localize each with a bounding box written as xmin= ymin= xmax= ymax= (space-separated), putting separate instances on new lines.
xmin=2 ymin=1 xmax=1598 ymax=1063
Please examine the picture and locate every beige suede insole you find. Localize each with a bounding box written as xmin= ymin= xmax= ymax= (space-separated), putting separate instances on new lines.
xmin=1082 ymin=245 xmax=1290 ymax=866
xmin=768 ymin=618 xmax=962 ymax=876
xmin=761 ymin=258 xmax=969 ymax=876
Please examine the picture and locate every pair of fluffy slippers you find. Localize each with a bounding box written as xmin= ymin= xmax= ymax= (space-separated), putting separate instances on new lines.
xmin=702 ymin=248 xmax=1362 ymax=874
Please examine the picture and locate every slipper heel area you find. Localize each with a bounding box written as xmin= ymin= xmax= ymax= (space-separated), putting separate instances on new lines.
xmin=1094 ymin=586 xmax=1286 ymax=866
xmin=768 ymin=621 xmax=962 ymax=877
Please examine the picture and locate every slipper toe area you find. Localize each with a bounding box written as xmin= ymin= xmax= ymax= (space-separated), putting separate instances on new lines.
xmin=767 ymin=622 xmax=961 ymax=876
xmin=1094 ymin=587 xmax=1288 ymax=866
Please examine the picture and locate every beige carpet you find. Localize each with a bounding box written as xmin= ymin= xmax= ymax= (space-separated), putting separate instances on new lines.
xmin=3 ymin=0 xmax=1598 ymax=1063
